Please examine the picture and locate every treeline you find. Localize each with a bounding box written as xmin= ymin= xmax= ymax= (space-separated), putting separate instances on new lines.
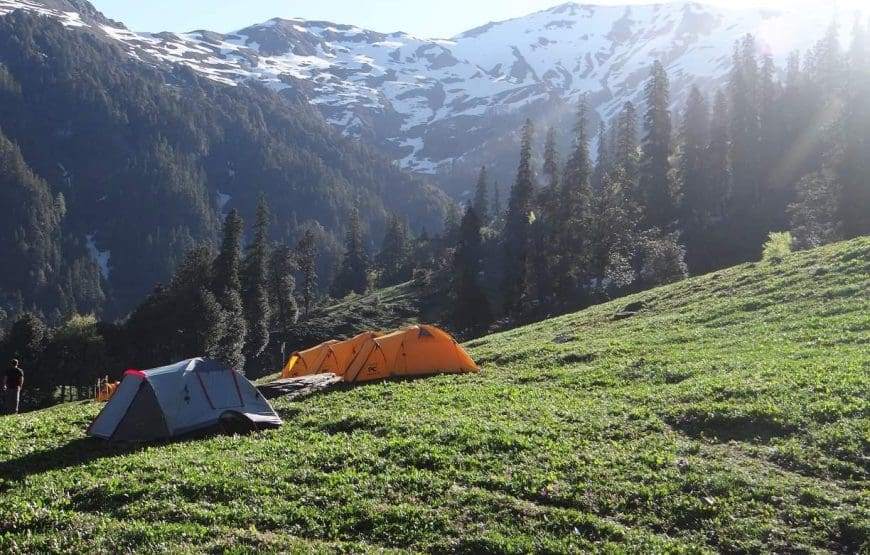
xmin=0 ymin=190 xmax=452 ymax=410
xmin=449 ymin=24 xmax=870 ymax=335
xmin=0 ymin=197 xmax=319 ymax=408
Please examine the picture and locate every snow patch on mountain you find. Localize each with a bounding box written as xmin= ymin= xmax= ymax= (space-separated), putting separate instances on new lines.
xmin=0 ymin=0 xmax=85 ymax=27
xmin=85 ymin=233 xmax=111 ymax=279
xmin=2 ymin=1 xmax=837 ymax=176
xmin=216 ymin=192 xmax=232 ymax=219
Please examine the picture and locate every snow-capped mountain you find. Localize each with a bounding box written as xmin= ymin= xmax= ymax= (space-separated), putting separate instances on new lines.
xmin=0 ymin=0 xmax=835 ymax=193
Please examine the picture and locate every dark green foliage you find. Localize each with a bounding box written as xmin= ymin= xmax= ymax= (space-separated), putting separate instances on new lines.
xmin=472 ymin=166 xmax=490 ymax=225
xmin=637 ymin=229 xmax=689 ymax=288
xmin=330 ymin=208 xmax=370 ymax=298
xmin=613 ymin=101 xmax=640 ymax=188
xmin=0 ymin=11 xmax=450 ymax=318
xmin=441 ymin=203 xmax=462 ymax=247
xmin=593 ymin=121 xmax=609 ymax=191
xmin=502 ymin=119 xmax=535 ymax=315
xmin=296 ymin=229 xmax=318 ymax=316
xmin=727 ymin=36 xmax=764 ymax=263
xmin=213 ymin=210 xmax=243 ymax=296
xmin=41 ymin=314 xmax=109 ymax=394
xmin=376 ymin=213 xmax=411 ymax=287
xmin=788 ymin=171 xmax=840 ymax=250
xmin=268 ymin=245 xmax=299 ymax=338
xmin=490 ymin=180 xmax=502 ymax=226
xmin=542 ymin=128 xmax=560 ymax=192
xmin=640 ymin=60 xmax=674 ymax=230
xmin=242 ymin=198 xmax=272 ymax=363
xmin=590 ymin=168 xmax=638 ymax=292
xmin=451 ymin=207 xmax=492 ymax=336
xmin=124 ymin=247 xmax=218 ymax=366
xmin=1 ymin=312 xmax=48 ymax=369
xmin=554 ymin=98 xmax=594 ymax=304
xmin=0 ymin=129 xmax=64 ymax=315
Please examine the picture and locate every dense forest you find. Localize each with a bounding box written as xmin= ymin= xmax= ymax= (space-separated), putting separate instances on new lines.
xmin=1 ymin=15 xmax=868 ymax=410
xmin=446 ymin=23 xmax=870 ymax=335
xmin=0 ymin=10 xmax=451 ymax=322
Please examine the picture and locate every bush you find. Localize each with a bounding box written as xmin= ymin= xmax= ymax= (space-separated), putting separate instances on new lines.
xmin=762 ymin=232 xmax=793 ymax=263
xmin=638 ymin=230 xmax=689 ymax=288
xmin=412 ymin=268 xmax=432 ymax=287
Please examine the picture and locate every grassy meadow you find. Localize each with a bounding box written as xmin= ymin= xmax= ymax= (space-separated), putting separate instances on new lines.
xmin=0 ymin=238 xmax=867 ymax=553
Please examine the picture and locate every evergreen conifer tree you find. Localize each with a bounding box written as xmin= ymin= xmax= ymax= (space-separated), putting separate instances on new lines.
xmin=330 ymin=207 xmax=370 ymax=297
xmin=472 ymin=166 xmax=490 ymax=224
xmin=242 ymin=197 xmax=273 ymax=362
xmin=213 ymin=209 xmax=243 ymax=296
xmin=555 ymin=97 xmax=594 ymax=304
xmin=640 ymin=60 xmax=674 ymax=230
xmin=678 ymin=86 xmax=710 ymax=270
xmin=377 ymin=213 xmax=411 ymax=286
xmin=593 ymin=121 xmax=609 ymax=191
xmin=502 ymin=119 xmax=535 ymax=315
xmin=212 ymin=209 xmax=246 ymax=370
xmin=614 ymin=101 xmax=640 ymax=195
xmin=268 ymin=245 xmax=299 ymax=337
xmin=590 ymin=167 xmax=637 ymax=293
xmin=728 ymin=35 xmax=764 ymax=262
xmin=452 ymin=207 xmax=492 ymax=335
xmin=296 ymin=229 xmax=318 ymax=316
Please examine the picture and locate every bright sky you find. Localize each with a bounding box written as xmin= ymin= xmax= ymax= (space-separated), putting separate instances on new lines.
xmin=88 ymin=0 xmax=867 ymax=38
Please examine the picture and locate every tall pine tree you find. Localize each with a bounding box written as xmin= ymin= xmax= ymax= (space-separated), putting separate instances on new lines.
xmin=452 ymin=207 xmax=492 ymax=336
xmin=330 ymin=207 xmax=370 ymax=297
xmin=377 ymin=213 xmax=411 ymax=286
xmin=296 ymin=229 xmax=318 ymax=316
xmin=242 ymin=196 xmax=272 ymax=363
xmin=268 ymin=244 xmax=299 ymax=337
xmin=556 ymin=97 xmax=594 ymax=304
xmin=502 ymin=119 xmax=535 ymax=315
xmin=212 ymin=209 xmax=246 ymax=370
xmin=472 ymin=166 xmax=490 ymax=224
xmin=639 ymin=60 xmax=674 ymax=230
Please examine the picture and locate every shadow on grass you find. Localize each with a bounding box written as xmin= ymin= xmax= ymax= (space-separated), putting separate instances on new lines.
xmin=666 ymin=411 xmax=797 ymax=444
xmin=0 ymin=426 xmax=254 ymax=486
xmin=0 ymin=437 xmax=146 ymax=487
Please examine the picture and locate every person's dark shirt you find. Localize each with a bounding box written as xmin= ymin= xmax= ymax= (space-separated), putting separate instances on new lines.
xmin=6 ymin=365 xmax=23 ymax=387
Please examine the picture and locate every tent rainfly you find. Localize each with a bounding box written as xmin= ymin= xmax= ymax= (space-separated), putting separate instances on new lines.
xmin=281 ymin=325 xmax=478 ymax=383
xmin=87 ymin=358 xmax=282 ymax=441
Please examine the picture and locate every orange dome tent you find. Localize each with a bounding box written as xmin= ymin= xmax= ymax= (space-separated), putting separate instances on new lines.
xmin=281 ymin=332 xmax=382 ymax=380
xmin=280 ymin=325 xmax=477 ymax=383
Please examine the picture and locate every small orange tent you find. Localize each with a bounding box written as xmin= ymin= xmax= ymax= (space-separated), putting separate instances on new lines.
xmin=281 ymin=332 xmax=382 ymax=379
xmin=95 ymin=381 xmax=119 ymax=402
xmin=281 ymin=325 xmax=477 ymax=383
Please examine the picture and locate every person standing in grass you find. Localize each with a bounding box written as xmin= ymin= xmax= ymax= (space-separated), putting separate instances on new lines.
xmin=3 ymin=359 xmax=24 ymax=414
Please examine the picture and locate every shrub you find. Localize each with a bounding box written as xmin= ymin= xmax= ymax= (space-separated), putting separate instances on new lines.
xmin=639 ymin=230 xmax=689 ymax=287
xmin=762 ymin=232 xmax=793 ymax=263
xmin=412 ymin=268 xmax=432 ymax=287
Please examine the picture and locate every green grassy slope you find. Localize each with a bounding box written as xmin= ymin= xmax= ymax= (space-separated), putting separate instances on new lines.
xmin=277 ymin=279 xmax=445 ymax=356
xmin=1 ymin=238 xmax=867 ymax=553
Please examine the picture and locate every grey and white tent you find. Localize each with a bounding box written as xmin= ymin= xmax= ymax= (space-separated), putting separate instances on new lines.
xmin=87 ymin=358 xmax=282 ymax=441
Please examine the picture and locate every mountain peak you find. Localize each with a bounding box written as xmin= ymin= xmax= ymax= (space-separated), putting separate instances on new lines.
xmin=0 ymin=0 xmax=121 ymax=28
xmin=0 ymin=0 xmax=831 ymax=186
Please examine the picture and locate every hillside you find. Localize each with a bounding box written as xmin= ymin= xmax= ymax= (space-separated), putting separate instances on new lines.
xmin=0 ymin=238 xmax=867 ymax=552
xmin=0 ymin=10 xmax=451 ymax=319
xmin=276 ymin=278 xmax=448 ymax=356
xmin=0 ymin=0 xmax=834 ymax=196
